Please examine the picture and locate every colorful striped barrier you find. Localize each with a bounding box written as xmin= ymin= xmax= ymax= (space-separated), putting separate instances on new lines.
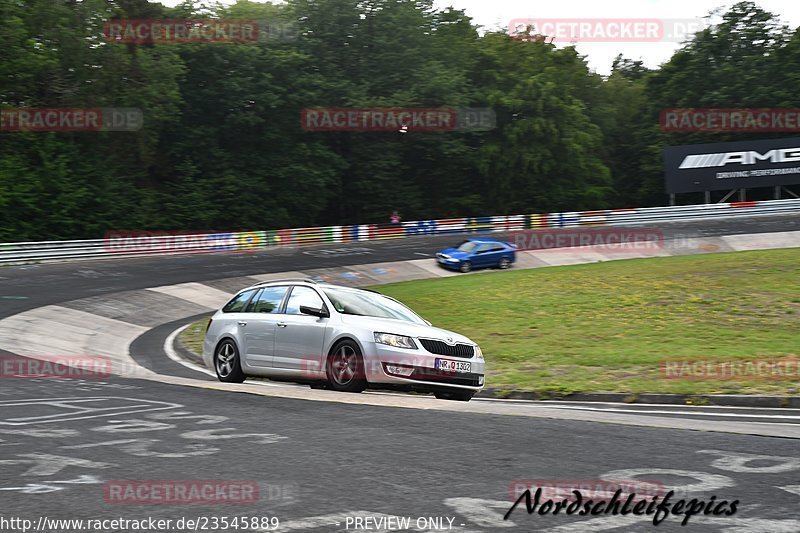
xmin=1 ymin=198 xmax=799 ymax=264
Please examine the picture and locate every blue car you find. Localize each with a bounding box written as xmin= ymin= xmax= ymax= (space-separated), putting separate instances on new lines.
xmin=436 ymin=238 xmax=516 ymax=273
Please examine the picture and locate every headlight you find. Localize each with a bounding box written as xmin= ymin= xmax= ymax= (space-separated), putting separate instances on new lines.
xmin=374 ymin=332 xmax=417 ymax=349
xmin=474 ymin=345 xmax=484 ymax=359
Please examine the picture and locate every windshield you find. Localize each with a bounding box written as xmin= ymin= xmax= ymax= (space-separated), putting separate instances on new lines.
xmin=323 ymin=288 xmax=427 ymax=325
xmin=456 ymin=241 xmax=477 ymax=253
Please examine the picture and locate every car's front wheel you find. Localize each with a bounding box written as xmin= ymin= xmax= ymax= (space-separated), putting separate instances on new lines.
xmin=214 ymin=339 xmax=245 ymax=383
xmin=434 ymin=390 xmax=475 ymax=401
xmin=459 ymin=261 xmax=472 ymax=273
xmin=326 ymin=341 xmax=367 ymax=393
xmin=498 ymin=257 xmax=511 ymax=269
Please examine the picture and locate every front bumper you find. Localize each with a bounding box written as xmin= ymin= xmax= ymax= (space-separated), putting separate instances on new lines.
xmin=363 ymin=342 xmax=486 ymax=392
xmin=436 ymin=257 xmax=464 ymax=271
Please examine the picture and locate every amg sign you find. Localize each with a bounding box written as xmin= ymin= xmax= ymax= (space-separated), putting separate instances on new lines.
xmin=664 ymin=137 xmax=800 ymax=193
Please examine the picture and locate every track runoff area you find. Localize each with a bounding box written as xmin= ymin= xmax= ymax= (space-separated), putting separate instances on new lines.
xmin=1 ymin=215 xmax=800 ymax=532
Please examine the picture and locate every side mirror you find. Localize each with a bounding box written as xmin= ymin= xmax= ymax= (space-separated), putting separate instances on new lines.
xmin=300 ymin=305 xmax=329 ymax=318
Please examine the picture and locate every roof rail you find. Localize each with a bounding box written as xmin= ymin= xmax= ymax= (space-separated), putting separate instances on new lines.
xmin=252 ymin=278 xmax=318 ymax=287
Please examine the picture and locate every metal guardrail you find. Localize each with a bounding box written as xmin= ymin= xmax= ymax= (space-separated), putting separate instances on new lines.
xmin=2 ymin=199 xmax=799 ymax=264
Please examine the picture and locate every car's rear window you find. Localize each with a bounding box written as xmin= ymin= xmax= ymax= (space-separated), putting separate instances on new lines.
xmin=222 ymin=289 xmax=257 ymax=313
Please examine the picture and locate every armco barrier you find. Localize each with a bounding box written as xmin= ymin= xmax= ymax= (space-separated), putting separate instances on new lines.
xmin=1 ymin=198 xmax=799 ymax=264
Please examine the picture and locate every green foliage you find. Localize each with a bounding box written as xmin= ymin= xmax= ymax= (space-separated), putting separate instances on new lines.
xmin=0 ymin=0 xmax=793 ymax=240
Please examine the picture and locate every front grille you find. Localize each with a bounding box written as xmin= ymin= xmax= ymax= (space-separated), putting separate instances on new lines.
xmin=419 ymin=339 xmax=474 ymax=358
xmin=410 ymin=368 xmax=482 ymax=387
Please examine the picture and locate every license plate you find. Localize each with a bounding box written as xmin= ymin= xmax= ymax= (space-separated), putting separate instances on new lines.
xmin=435 ymin=358 xmax=471 ymax=373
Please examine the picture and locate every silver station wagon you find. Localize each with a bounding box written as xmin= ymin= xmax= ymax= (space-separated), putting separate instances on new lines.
xmin=203 ymin=279 xmax=485 ymax=401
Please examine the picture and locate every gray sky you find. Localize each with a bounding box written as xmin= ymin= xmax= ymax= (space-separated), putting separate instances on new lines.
xmin=435 ymin=0 xmax=799 ymax=74
xmin=159 ymin=0 xmax=799 ymax=74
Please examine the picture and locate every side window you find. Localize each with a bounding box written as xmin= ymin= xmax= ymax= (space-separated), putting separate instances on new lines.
xmin=475 ymin=244 xmax=490 ymax=254
xmin=247 ymin=286 xmax=289 ymax=314
xmin=222 ymin=289 xmax=257 ymax=313
xmin=284 ymin=286 xmax=324 ymax=315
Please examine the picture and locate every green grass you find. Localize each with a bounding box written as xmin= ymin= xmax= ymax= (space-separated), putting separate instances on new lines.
xmin=180 ymin=318 xmax=210 ymax=355
xmin=180 ymin=249 xmax=800 ymax=396
xmin=373 ymin=249 xmax=800 ymax=396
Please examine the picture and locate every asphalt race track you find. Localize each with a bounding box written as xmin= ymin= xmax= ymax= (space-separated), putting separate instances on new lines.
xmin=3 ymin=214 xmax=800 ymax=316
xmin=2 ymin=215 xmax=800 ymax=532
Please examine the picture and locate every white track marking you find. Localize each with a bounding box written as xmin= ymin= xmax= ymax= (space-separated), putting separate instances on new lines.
xmin=164 ymin=324 xmax=216 ymax=377
xmin=443 ymin=498 xmax=516 ymax=528
xmin=0 ymin=428 xmax=80 ymax=437
xmin=476 ymin=398 xmax=800 ymax=411
xmin=0 ymin=453 xmax=114 ymax=476
xmin=698 ymin=450 xmax=800 ymax=473
xmin=600 ymin=469 xmax=735 ymax=493
xmin=180 ymin=428 xmax=286 ymax=444
xmin=542 ymin=515 xmax=651 ymax=531
xmin=778 ymin=485 xmax=800 ymax=497
xmin=499 ymin=403 xmax=800 ymax=420
xmin=62 ymin=439 xmax=139 ymax=449
xmin=0 ymin=397 xmax=181 ymax=426
xmin=62 ymin=438 xmax=219 ymax=458
xmin=90 ymin=419 xmax=175 ymax=433
xmin=145 ymin=411 xmax=228 ymax=424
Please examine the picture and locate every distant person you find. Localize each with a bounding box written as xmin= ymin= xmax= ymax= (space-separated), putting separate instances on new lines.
xmin=390 ymin=211 xmax=401 ymax=225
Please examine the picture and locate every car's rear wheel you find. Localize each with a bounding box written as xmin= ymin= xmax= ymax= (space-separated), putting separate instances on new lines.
xmin=459 ymin=261 xmax=472 ymax=273
xmin=434 ymin=390 xmax=475 ymax=402
xmin=326 ymin=341 xmax=367 ymax=393
xmin=498 ymin=257 xmax=511 ymax=269
xmin=214 ymin=339 xmax=245 ymax=383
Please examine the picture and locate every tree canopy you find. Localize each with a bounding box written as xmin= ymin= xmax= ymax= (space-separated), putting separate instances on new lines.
xmin=0 ymin=0 xmax=794 ymax=240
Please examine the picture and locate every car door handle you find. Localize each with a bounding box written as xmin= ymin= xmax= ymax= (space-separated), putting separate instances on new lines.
xmin=277 ymin=322 xmax=288 ymax=328
xmin=238 ymin=321 xmax=247 ymax=326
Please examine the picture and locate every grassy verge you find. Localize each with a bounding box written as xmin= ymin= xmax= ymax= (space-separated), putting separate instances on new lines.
xmin=179 ymin=318 xmax=210 ymax=355
xmin=179 ymin=249 xmax=800 ymax=396
xmin=375 ymin=249 xmax=800 ymax=396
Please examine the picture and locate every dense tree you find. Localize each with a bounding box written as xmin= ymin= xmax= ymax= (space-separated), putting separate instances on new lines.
xmin=0 ymin=0 xmax=795 ymax=240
